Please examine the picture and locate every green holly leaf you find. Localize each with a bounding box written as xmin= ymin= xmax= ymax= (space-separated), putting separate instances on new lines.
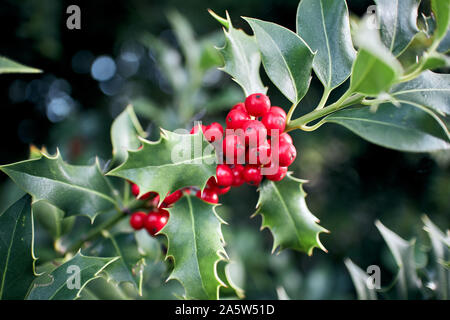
xmin=85 ymin=231 xmax=146 ymax=295
xmin=296 ymin=0 xmax=356 ymax=90
xmin=161 ymin=195 xmax=228 ymax=300
xmin=0 ymin=195 xmax=36 ymax=300
xmin=209 ymin=10 xmax=267 ymax=96
xmin=244 ymin=17 xmax=314 ymax=104
xmin=27 ymin=252 xmax=118 ymax=300
xmin=374 ymin=0 xmax=420 ymax=56
xmin=432 ymin=0 xmax=450 ymax=45
xmin=0 ymin=151 xmax=120 ymax=222
xmin=111 ymin=105 xmax=145 ymax=166
xmin=391 ymin=70 xmax=450 ymax=115
xmin=0 ymin=56 xmax=42 ymax=74
xmin=326 ymin=103 xmax=450 ymax=153
xmin=375 ymin=220 xmax=421 ymax=299
xmin=108 ymin=129 xmax=216 ymax=202
xmin=422 ymin=215 xmax=450 ymax=300
xmin=344 ymin=258 xmax=377 ymax=300
xmin=350 ymin=19 xmax=403 ymax=96
xmin=254 ymin=174 xmax=328 ymax=255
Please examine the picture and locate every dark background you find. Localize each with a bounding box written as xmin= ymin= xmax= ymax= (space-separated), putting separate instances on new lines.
xmin=0 ymin=0 xmax=448 ymax=299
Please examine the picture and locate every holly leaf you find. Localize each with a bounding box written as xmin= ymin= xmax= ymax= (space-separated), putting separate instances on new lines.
xmin=350 ymin=19 xmax=403 ymax=96
xmin=0 ymin=195 xmax=36 ymax=300
xmin=422 ymin=215 xmax=450 ymax=300
xmin=33 ymin=201 xmax=75 ymax=241
xmin=374 ymin=0 xmax=420 ymax=56
xmin=375 ymin=220 xmax=421 ymax=299
xmin=111 ymin=104 xmax=145 ymax=166
xmin=209 ymin=10 xmax=267 ymax=96
xmin=344 ymin=258 xmax=377 ymax=300
xmin=326 ymin=103 xmax=450 ymax=153
xmin=0 ymin=151 xmax=120 ymax=222
xmin=107 ymin=129 xmax=216 ymax=202
xmin=391 ymin=70 xmax=450 ymax=116
xmin=0 ymin=56 xmax=42 ymax=74
xmin=244 ymin=17 xmax=314 ymax=104
xmin=27 ymin=252 xmax=118 ymax=300
xmin=161 ymin=195 xmax=228 ymax=300
xmin=85 ymin=232 xmax=145 ymax=295
xmin=254 ymin=174 xmax=328 ymax=255
xmin=296 ymin=0 xmax=356 ymax=90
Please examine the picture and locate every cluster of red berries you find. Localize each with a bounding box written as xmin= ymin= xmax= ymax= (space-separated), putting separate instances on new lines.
xmin=129 ymin=93 xmax=297 ymax=236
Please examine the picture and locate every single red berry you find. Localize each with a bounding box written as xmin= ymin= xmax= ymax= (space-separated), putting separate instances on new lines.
xmin=231 ymin=164 xmax=245 ymax=187
xmin=262 ymin=111 xmax=286 ymax=136
xmin=242 ymin=120 xmax=267 ymax=147
xmin=245 ymin=93 xmax=271 ymax=117
xmin=226 ymin=109 xmax=250 ymax=130
xmin=162 ymin=190 xmax=183 ymax=207
xmin=243 ymin=165 xmax=263 ymax=186
xmin=269 ymin=106 xmax=287 ymax=119
xmin=130 ymin=211 xmax=147 ymax=230
xmin=190 ymin=124 xmax=206 ymax=134
xmin=196 ymin=189 xmax=219 ymax=204
xmin=131 ymin=183 xmax=140 ymax=197
xmin=204 ymin=122 xmax=224 ymax=142
xmin=145 ymin=209 xmax=169 ymax=236
xmin=279 ymin=132 xmax=293 ymax=145
xmin=265 ymin=165 xmax=288 ymax=181
xmin=278 ymin=141 xmax=297 ymax=167
xmin=231 ymin=102 xmax=247 ymax=113
xmin=216 ymin=164 xmax=234 ymax=187
xmin=222 ymin=134 xmax=246 ymax=164
xmin=247 ymin=142 xmax=271 ymax=166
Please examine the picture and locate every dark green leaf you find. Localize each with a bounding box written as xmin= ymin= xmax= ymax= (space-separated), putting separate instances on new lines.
xmin=344 ymin=258 xmax=377 ymax=300
xmin=296 ymin=0 xmax=356 ymax=89
xmin=111 ymin=105 xmax=145 ymax=166
xmin=27 ymin=252 xmax=118 ymax=300
xmin=374 ymin=0 xmax=420 ymax=56
xmin=391 ymin=70 xmax=450 ymax=115
xmin=0 ymin=195 xmax=35 ymax=300
xmin=254 ymin=174 xmax=328 ymax=255
xmin=0 ymin=152 xmax=120 ymax=222
xmin=0 ymin=56 xmax=42 ymax=74
xmin=375 ymin=220 xmax=421 ymax=299
xmin=33 ymin=201 xmax=75 ymax=241
xmin=326 ymin=103 xmax=450 ymax=152
xmin=210 ymin=10 xmax=266 ymax=96
xmin=245 ymin=18 xmax=314 ymax=104
xmin=108 ymin=130 xmax=216 ymax=202
xmin=162 ymin=195 xmax=228 ymax=299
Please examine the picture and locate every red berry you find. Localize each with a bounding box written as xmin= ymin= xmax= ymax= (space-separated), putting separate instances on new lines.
xmin=247 ymin=142 xmax=271 ymax=166
xmin=145 ymin=209 xmax=169 ymax=236
xmin=231 ymin=164 xmax=245 ymax=187
xmin=222 ymin=134 xmax=246 ymax=164
xmin=190 ymin=124 xmax=206 ymax=134
xmin=204 ymin=122 xmax=224 ymax=142
xmin=242 ymin=120 xmax=267 ymax=147
xmin=162 ymin=190 xmax=183 ymax=207
xmin=265 ymin=165 xmax=288 ymax=181
xmin=131 ymin=183 xmax=152 ymax=200
xmin=243 ymin=165 xmax=263 ymax=186
xmin=226 ymin=109 xmax=250 ymax=130
xmin=231 ymin=102 xmax=247 ymax=113
xmin=279 ymin=132 xmax=293 ymax=145
xmin=129 ymin=211 xmax=147 ymax=230
xmin=196 ymin=189 xmax=219 ymax=204
xmin=245 ymin=93 xmax=271 ymax=117
xmin=278 ymin=141 xmax=297 ymax=167
xmin=207 ymin=177 xmax=231 ymax=195
xmin=262 ymin=111 xmax=286 ymax=136
xmin=216 ymin=164 xmax=234 ymax=187
xmin=269 ymin=106 xmax=287 ymax=119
